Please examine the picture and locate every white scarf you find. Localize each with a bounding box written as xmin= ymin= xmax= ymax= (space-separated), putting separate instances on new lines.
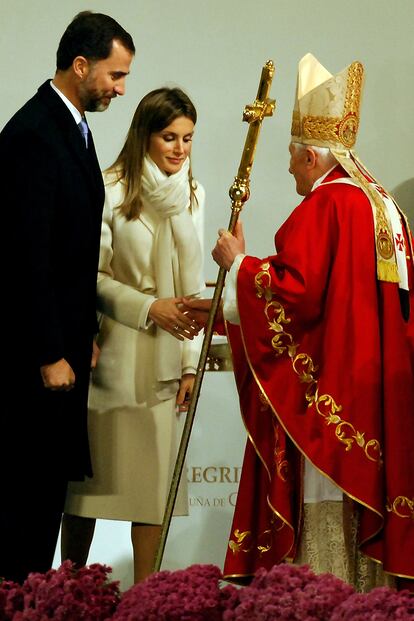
xmin=141 ymin=154 xmax=202 ymax=389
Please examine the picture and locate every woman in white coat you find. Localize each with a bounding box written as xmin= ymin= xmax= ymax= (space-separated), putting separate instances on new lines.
xmin=62 ymin=87 xmax=205 ymax=582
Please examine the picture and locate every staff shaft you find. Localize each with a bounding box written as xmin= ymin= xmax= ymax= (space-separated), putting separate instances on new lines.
xmin=153 ymin=60 xmax=275 ymax=573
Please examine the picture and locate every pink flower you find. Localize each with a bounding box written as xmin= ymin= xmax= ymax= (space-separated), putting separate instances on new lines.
xmin=113 ymin=564 xmax=224 ymax=621
xmin=0 ymin=561 xmax=120 ymax=620
xmin=331 ymin=586 xmax=414 ymax=620
xmin=0 ymin=579 xmax=23 ymax=621
xmin=2 ymin=560 xmax=414 ymax=621
xmin=222 ymin=564 xmax=354 ymax=621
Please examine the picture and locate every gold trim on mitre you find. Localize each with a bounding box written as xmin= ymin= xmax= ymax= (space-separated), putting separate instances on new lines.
xmin=291 ymin=53 xmax=364 ymax=150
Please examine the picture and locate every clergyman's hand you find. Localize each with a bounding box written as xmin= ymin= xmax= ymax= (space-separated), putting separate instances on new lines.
xmin=181 ymin=297 xmax=224 ymax=328
xmin=212 ymin=220 xmax=245 ymax=270
xmin=149 ymin=297 xmax=200 ymax=341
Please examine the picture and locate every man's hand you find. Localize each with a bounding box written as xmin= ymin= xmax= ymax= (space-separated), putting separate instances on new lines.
xmin=212 ymin=220 xmax=245 ymax=270
xmin=40 ymin=358 xmax=75 ymax=391
xmin=149 ymin=297 xmax=200 ymax=341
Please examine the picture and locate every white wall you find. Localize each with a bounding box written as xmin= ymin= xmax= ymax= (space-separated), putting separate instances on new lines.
xmin=2 ymin=0 xmax=414 ymax=590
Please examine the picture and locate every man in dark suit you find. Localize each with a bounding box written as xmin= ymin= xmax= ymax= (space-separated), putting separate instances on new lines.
xmin=0 ymin=11 xmax=134 ymax=583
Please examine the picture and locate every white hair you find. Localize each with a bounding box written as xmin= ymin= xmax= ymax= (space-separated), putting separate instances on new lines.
xmin=291 ymin=141 xmax=337 ymax=167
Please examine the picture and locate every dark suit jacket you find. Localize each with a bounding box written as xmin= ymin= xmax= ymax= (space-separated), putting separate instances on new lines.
xmin=0 ymin=81 xmax=105 ymax=480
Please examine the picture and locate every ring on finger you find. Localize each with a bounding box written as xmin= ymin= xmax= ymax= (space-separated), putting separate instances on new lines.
xmin=173 ymin=324 xmax=179 ymax=331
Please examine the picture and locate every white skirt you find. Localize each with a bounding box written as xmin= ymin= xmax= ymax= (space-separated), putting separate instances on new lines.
xmin=65 ymin=316 xmax=188 ymax=523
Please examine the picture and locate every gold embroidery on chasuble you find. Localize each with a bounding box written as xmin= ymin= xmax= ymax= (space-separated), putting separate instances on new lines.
xmin=255 ymin=264 xmax=299 ymax=358
xmin=386 ymin=496 xmax=414 ymax=520
xmin=258 ymin=381 xmax=289 ymax=482
xmin=254 ymin=262 xmax=382 ymax=465
xmin=227 ymin=392 xmax=289 ymax=558
xmin=228 ymin=520 xmax=283 ymax=557
xmin=274 ymin=421 xmax=289 ymax=482
xmin=228 ymin=529 xmax=253 ymax=555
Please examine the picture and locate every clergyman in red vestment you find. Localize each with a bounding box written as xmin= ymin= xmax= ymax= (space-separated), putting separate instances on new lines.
xmin=186 ymin=53 xmax=414 ymax=590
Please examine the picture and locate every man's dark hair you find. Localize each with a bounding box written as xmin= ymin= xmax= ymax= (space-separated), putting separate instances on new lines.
xmin=56 ymin=11 xmax=135 ymax=70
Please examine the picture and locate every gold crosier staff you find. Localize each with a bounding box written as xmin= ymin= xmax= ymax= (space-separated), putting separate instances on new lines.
xmin=154 ymin=60 xmax=276 ymax=572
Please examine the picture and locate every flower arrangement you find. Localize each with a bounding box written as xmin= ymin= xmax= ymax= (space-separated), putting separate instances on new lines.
xmin=112 ymin=564 xmax=226 ymax=621
xmin=0 ymin=561 xmax=120 ymax=620
xmin=331 ymin=586 xmax=414 ymax=621
xmin=222 ymin=564 xmax=355 ymax=621
xmin=1 ymin=562 xmax=413 ymax=620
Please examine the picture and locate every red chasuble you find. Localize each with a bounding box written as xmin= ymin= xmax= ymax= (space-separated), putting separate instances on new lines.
xmin=223 ymin=167 xmax=414 ymax=581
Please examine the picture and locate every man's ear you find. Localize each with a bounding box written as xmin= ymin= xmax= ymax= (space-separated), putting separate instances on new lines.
xmin=305 ymin=147 xmax=317 ymax=169
xmin=73 ymin=56 xmax=89 ymax=80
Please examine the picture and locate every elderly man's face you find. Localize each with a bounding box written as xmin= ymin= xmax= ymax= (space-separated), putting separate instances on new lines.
xmin=288 ymin=143 xmax=314 ymax=196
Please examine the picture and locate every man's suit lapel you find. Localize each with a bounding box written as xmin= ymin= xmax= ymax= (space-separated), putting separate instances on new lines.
xmin=36 ymin=81 xmax=103 ymax=197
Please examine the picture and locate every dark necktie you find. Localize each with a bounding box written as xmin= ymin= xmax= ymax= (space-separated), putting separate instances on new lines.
xmin=78 ymin=118 xmax=89 ymax=148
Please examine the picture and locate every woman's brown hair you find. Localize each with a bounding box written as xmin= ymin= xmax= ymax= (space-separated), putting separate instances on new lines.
xmin=106 ymin=87 xmax=198 ymax=220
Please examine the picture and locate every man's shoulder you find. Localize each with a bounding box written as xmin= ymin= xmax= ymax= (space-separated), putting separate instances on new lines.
xmin=288 ymin=178 xmax=368 ymax=227
xmin=311 ymin=177 xmax=365 ymax=203
xmin=0 ymin=83 xmax=50 ymax=140
xmin=0 ymin=82 xmax=77 ymax=160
